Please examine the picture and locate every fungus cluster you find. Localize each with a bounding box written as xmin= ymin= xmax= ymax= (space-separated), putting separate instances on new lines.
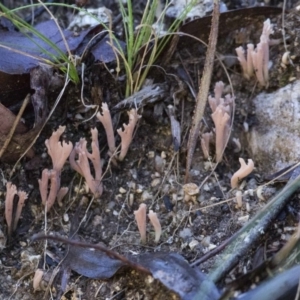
xmin=37 ymin=103 xmax=140 ymax=211
xmin=134 ymin=203 xmax=162 ymax=243
xmin=236 ymin=19 xmax=273 ymax=87
xmin=201 ymin=81 xmax=234 ymax=162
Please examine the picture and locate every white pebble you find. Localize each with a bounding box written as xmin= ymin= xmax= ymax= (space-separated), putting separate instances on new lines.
xmin=119 ymin=187 xmax=127 ymax=194
xmin=63 ymin=213 xmax=69 ymax=223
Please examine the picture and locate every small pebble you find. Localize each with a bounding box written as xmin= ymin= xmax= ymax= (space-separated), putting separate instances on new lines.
xmin=141 ymin=190 xmax=152 ymax=201
xmin=189 ymin=239 xmax=199 ymax=250
xmin=119 ymin=187 xmax=127 ymax=194
xmin=63 ymin=213 xmax=69 ymax=223
xmin=147 ymin=151 xmax=155 ymax=158
xmin=151 ymin=178 xmax=161 ymax=187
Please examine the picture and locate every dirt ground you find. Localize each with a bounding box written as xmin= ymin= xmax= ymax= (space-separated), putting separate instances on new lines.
xmin=1 ymin=0 xmax=300 ymax=299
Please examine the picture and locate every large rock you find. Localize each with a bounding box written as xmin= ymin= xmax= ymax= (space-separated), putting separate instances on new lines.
xmin=248 ymin=80 xmax=300 ymax=172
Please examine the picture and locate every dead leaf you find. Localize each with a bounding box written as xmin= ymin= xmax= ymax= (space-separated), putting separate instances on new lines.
xmin=0 ymin=103 xmax=28 ymax=135
xmin=135 ymin=252 xmax=220 ymax=300
xmin=0 ymin=18 xmax=122 ymax=74
xmin=64 ymin=245 xmax=124 ymax=279
xmin=0 ymin=66 xmax=51 ymax=161
xmin=32 ymin=233 xmax=220 ymax=300
xmin=180 ymin=6 xmax=282 ymax=43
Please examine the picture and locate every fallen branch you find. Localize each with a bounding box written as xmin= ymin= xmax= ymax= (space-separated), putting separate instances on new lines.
xmin=208 ymin=169 xmax=300 ymax=283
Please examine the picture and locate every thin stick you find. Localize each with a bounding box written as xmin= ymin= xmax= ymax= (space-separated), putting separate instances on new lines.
xmin=185 ymin=0 xmax=220 ymax=182
xmin=32 ymin=233 xmax=151 ymax=275
xmin=0 ymin=94 xmax=30 ymax=159
xmin=38 ymin=0 xmax=73 ymax=63
xmin=209 ymin=173 xmax=300 ymax=283
xmin=281 ymin=0 xmax=293 ymax=66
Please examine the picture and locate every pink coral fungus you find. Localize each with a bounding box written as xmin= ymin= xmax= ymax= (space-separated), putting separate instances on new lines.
xmin=69 ymin=128 xmax=103 ymax=198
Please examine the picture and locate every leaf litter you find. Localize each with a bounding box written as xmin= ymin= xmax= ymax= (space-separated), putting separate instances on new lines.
xmin=32 ymin=233 xmax=220 ymax=300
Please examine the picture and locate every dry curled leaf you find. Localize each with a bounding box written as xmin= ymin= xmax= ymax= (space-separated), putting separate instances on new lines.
xmin=0 ymin=66 xmax=51 ymax=162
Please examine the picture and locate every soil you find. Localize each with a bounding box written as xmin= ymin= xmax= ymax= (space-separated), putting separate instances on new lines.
xmin=1 ymin=0 xmax=300 ymax=299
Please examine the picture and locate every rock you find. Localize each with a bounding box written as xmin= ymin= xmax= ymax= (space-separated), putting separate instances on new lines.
xmin=248 ymin=80 xmax=300 ymax=172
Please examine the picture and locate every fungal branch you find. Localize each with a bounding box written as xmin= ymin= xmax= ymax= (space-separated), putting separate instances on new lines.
xmin=39 ymin=126 xmax=72 ymax=212
xmin=96 ymin=103 xmax=141 ymax=161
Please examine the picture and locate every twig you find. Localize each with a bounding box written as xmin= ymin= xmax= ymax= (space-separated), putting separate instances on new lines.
xmin=191 ymin=234 xmax=234 ymax=267
xmin=185 ymin=0 xmax=220 ymax=182
xmin=191 ymin=167 xmax=300 ymax=267
xmin=24 ymin=0 xmax=54 ymax=24
xmin=219 ymin=223 xmax=300 ymax=299
xmin=80 ymin=14 xmax=122 ymax=63
xmin=0 ymin=94 xmax=30 ymax=159
xmin=38 ymin=0 xmax=73 ymax=63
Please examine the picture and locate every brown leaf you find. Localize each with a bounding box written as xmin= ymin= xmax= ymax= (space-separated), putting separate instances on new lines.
xmin=180 ymin=6 xmax=282 ymax=43
xmin=0 ymin=103 xmax=28 ymax=135
xmin=0 ymin=66 xmax=51 ymax=162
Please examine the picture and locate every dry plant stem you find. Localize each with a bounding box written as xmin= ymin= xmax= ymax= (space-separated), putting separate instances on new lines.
xmin=160 ymin=34 xmax=179 ymax=67
xmin=209 ymin=173 xmax=300 ymax=283
xmin=190 ymin=233 xmax=234 ymax=268
xmin=185 ymin=0 xmax=220 ymax=181
xmin=152 ymin=152 xmax=177 ymax=204
xmin=70 ymin=196 xmax=95 ymax=239
xmin=281 ymin=0 xmax=292 ymax=66
xmin=37 ymin=0 xmax=72 ymax=61
xmin=32 ymin=233 xmax=151 ymax=275
xmin=0 ymin=94 xmax=30 ymax=159
xmin=0 ymin=44 xmax=52 ymax=65
xmin=41 ymin=257 xmax=65 ymax=299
